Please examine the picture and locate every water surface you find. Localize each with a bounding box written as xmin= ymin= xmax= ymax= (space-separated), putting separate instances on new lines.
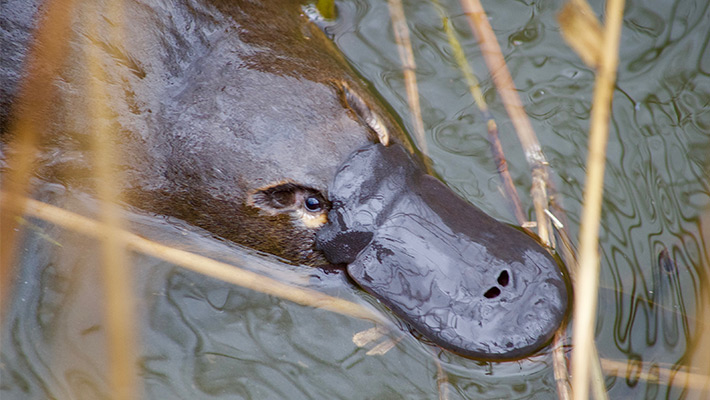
xmin=2 ymin=0 xmax=709 ymax=399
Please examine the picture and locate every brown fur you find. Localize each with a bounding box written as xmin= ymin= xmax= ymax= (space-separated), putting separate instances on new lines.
xmin=1 ymin=0 xmax=410 ymax=266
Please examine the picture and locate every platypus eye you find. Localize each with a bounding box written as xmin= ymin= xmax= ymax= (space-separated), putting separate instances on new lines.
xmin=249 ymin=182 xmax=329 ymax=229
xmin=304 ymin=196 xmax=323 ymax=212
xmin=249 ymin=182 xmax=328 ymax=216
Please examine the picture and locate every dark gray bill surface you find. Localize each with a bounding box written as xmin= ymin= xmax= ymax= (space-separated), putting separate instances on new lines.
xmin=316 ymin=143 xmax=569 ymax=360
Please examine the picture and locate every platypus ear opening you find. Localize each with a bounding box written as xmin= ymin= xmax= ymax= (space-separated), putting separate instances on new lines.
xmin=335 ymin=81 xmax=390 ymax=146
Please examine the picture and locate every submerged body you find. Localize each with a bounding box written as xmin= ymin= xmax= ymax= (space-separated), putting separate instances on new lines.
xmin=1 ymin=0 xmax=568 ymax=360
xmin=1 ymin=0 xmax=399 ymax=265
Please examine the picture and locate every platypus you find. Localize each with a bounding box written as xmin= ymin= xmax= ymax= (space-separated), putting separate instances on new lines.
xmin=1 ymin=0 xmax=568 ymax=360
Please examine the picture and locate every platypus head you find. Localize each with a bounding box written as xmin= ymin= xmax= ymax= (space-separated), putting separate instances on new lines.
xmin=315 ymin=143 xmax=569 ymax=360
xmin=0 ymin=0 xmax=569 ymax=361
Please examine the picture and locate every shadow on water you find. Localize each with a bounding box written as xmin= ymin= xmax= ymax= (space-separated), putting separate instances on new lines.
xmin=2 ymin=0 xmax=710 ymax=399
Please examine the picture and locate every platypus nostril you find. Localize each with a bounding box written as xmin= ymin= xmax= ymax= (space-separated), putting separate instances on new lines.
xmin=483 ymin=286 xmax=501 ymax=299
xmin=497 ymin=270 xmax=510 ymax=287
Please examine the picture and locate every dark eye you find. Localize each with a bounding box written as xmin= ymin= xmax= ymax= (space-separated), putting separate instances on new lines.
xmin=304 ymin=196 xmax=323 ymax=212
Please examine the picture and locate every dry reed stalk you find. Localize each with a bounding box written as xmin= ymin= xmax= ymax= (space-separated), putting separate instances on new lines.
xmin=558 ymin=0 xmax=603 ymax=69
xmin=0 ymin=0 xmax=78 ymax=320
xmin=1 ymin=193 xmax=383 ymax=323
xmin=695 ymin=239 xmax=710 ymax=396
xmin=365 ymin=336 xmax=403 ymax=356
xmin=590 ymin=342 xmax=610 ymax=400
xmin=550 ymin=29 xmax=610 ymax=400
xmin=387 ymin=0 xmax=432 ymax=173
xmin=352 ymin=325 xmax=388 ymax=347
xmin=690 ymin=256 xmax=710 ymax=396
xmin=438 ymin=14 xmax=526 ymax=224
xmin=557 ymin=2 xmax=614 ymax=398
xmin=430 ymin=7 xmax=547 ymax=399
xmin=552 ymin=335 xmax=572 ymax=400
xmin=385 ymin=6 xmax=448 ymax=394
xmin=569 ymin=0 xmax=625 ymax=398
xmin=352 ymin=325 xmax=403 ymax=356
xmin=454 ymin=1 xmax=572 ymax=398
xmin=436 ymin=353 xmax=450 ymax=400
xmin=459 ymin=0 xmax=553 ymax=247
xmin=417 ymin=343 xmax=450 ymax=400
xmin=83 ymin=2 xmax=139 ymax=398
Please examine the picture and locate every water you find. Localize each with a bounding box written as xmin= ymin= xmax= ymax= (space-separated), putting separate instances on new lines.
xmin=332 ymin=0 xmax=710 ymax=397
xmin=2 ymin=0 xmax=710 ymax=399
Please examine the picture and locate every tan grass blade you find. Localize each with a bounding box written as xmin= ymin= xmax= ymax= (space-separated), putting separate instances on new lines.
xmin=677 ymin=210 xmax=710 ymax=395
xmin=558 ymin=0 xmax=604 ymax=68
xmin=0 ymin=0 xmax=79 ymax=320
xmin=436 ymin=352 xmax=450 ymax=400
xmin=352 ymin=326 xmax=388 ymax=347
xmin=437 ymin=12 xmax=526 ymax=225
xmin=83 ymin=1 xmax=139 ymax=398
xmin=590 ymin=343 xmax=610 ymax=400
xmin=459 ymin=0 xmax=553 ymax=247
xmin=569 ymin=0 xmax=626 ymax=398
xmin=552 ymin=336 xmax=572 ymax=400
xmin=1 ymin=193 xmax=383 ymax=323
xmin=451 ymin=1 xmax=575 ymax=396
xmin=387 ymin=0 xmax=432 ymax=173
xmin=365 ymin=337 xmax=401 ymax=356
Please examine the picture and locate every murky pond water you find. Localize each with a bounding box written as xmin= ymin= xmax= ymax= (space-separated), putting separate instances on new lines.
xmin=332 ymin=0 xmax=710 ymax=396
xmin=2 ymin=0 xmax=709 ymax=399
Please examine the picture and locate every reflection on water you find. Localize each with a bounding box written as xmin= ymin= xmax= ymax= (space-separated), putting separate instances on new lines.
xmin=2 ymin=0 xmax=710 ymax=399
xmin=1 ymin=188 xmax=560 ymax=399
xmin=335 ymin=0 xmax=710 ymax=398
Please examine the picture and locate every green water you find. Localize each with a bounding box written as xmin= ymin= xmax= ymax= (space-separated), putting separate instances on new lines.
xmin=332 ymin=0 xmax=710 ymax=398
xmin=2 ymin=0 xmax=709 ymax=399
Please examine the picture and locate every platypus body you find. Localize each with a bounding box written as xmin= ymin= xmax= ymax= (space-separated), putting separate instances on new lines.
xmin=1 ymin=0 xmax=568 ymax=360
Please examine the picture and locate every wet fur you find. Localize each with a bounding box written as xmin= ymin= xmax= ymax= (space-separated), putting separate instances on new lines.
xmin=0 ymin=0 xmax=408 ymax=266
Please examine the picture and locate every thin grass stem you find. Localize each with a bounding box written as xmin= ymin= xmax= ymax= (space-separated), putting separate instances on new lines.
xmin=436 ymin=11 xmax=526 ymax=225
xmin=552 ymin=335 xmax=571 ymax=400
xmin=570 ymin=0 xmax=625 ymax=398
xmin=459 ymin=0 xmax=553 ymax=246
xmin=436 ymin=352 xmax=450 ymax=400
xmin=387 ymin=0 xmax=432 ymax=173
xmin=590 ymin=343 xmax=610 ymax=400
xmin=1 ymin=193 xmax=383 ymax=323
xmin=454 ymin=2 xmax=573 ymax=397
xmin=0 ymin=0 xmax=78 ymax=321
xmin=83 ymin=1 xmax=139 ymax=398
